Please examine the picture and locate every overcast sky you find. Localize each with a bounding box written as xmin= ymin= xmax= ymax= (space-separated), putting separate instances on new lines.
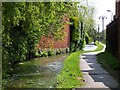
xmin=89 ymin=0 xmax=115 ymax=32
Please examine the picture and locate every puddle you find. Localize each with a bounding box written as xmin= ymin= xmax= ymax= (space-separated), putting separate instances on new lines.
xmin=3 ymin=54 xmax=69 ymax=88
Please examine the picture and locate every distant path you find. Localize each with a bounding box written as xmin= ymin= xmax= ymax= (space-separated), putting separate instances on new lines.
xmin=83 ymin=42 xmax=97 ymax=51
xmin=78 ymin=43 xmax=119 ymax=89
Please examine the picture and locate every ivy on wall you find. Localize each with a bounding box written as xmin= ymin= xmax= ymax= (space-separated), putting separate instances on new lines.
xmin=2 ymin=2 xmax=79 ymax=78
xmin=69 ymin=4 xmax=95 ymax=52
xmin=2 ymin=2 xmax=95 ymax=78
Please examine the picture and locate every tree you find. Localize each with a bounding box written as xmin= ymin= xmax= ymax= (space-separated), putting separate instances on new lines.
xmin=2 ymin=2 xmax=80 ymax=78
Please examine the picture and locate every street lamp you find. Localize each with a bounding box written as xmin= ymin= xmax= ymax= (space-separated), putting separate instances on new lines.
xmin=99 ymin=16 xmax=107 ymax=40
xmin=106 ymin=10 xmax=113 ymax=21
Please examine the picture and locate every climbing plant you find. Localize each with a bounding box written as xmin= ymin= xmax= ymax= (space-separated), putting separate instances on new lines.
xmin=2 ymin=2 xmax=80 ymax=78
xmin=69 ymin=3 xmax=95 ymax=52
xmin=2 ymin=2 xmax=96 ymax=79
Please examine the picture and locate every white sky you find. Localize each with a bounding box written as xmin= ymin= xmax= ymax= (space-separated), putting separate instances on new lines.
xmin=88 ymin=0 xmax=115 ymax=32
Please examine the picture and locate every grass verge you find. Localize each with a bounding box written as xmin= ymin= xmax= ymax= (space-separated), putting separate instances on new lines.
xmin=56 ymin=51 xmax=84 ymax=88
xmin=94 ymin=42 xmax=104 ymax=52
xmin=56 ymin=42 xmax=104 ymax=88
xmin=97 ymin=52 xmax=120 ymax=70
xmin=97 ymin=52 xmax=120 ymax=84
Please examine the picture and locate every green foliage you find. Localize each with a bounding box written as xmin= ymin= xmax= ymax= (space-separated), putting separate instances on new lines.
xmin=70 ymin=18 xmax=84 ymax=52
xmin=80 ymin=5 xmax=96 ymax=42
xmin=94 ymin=42 xmax=104 ymax=52
xmin=2 ymin=2 xmax=78 ymax=78
xmin=85 ymin=32 xmax=92 ymax=44
xmin=48 ymin=49 xmax=54 ymax=56
xmin=2 ymin=2 xmax=96 ymax=80
xmin=42 ymin=51 xmax=48 ymax=57
xmin=71 ymin=17 xmax=80 ymax=42
xmin=99 ymin=30 xmax=106 ymax=43
xmin=65 ymin=48 xmax=70 ymax=53
xmin=56 ymin=49 xmax=61 ymax=55
xmin=70 ymin=4 xmax=95 ymax=52
xmin=97 ymin=52 xmax=120 ymax=70
xmin=36 ymin=48 xmax=69 ymax=58
xmin=56 ymin=51 xmax=84 ymax=88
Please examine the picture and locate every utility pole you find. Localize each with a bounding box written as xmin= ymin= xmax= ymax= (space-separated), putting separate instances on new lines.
xmin=98 ymin=24 xmax=100 ymax=44
xmin=99 ymin=16 xmax=107 ymax=40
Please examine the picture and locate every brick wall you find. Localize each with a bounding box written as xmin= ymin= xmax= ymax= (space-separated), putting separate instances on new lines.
xmin=115 ymin=1 xmax=120 ymax=19
xmin=37 ymin=16 xmax=70 ymax=49
xmin=117 ymin=18 xmax=120 ymax=61
xmin=106 ymin=1 xmax=120 ymax=62
xmin=106 ymin=18 xmax=120 ymax=57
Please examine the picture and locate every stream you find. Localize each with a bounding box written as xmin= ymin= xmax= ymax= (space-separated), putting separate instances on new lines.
xmin=4 ymin=54 xmax=69 ymax=88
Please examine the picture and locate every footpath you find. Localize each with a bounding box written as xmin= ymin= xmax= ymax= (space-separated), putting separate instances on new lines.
xmin=77 ymin=43 xmax=119 ymax=89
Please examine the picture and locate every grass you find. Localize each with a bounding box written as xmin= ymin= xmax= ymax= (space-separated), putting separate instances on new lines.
xmin=55 ymin=42 xmax=105 ymax=88
xmin=94 ymin=42 xmax=104 ymax=52
xmin=97 ymin=52 xmax=120 ymax=70
xmin=56 ymin=51 xmax=84 ymax=88
xmin=97 ymin=52 xmax=120 ymax=84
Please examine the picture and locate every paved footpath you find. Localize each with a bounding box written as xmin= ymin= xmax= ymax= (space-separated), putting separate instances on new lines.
xmin=77 ymin=43 xmax=120 ymax=89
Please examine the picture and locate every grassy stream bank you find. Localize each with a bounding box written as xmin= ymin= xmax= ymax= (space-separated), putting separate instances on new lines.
xmin=56 ymin=51 xmax=84 ymax=88
xmin=3 ymin=42 xmax=104 ymax=89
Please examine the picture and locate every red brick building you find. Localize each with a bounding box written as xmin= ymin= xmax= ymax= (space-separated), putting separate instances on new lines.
xmin=106 ymin=0 xmax=120 ymax=61
xmin=37 ymin=15 xmax=70 ymax=49
xmin=115 ymin=0 xmax=120 ymax=19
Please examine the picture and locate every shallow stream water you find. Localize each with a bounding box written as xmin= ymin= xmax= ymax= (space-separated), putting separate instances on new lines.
xmin=4 ymin=54 xmax=69 ymax=88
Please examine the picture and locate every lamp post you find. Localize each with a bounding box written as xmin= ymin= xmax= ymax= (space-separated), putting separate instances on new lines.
xmin=106 ymin=10 xmax=113 ymax=21
xmin=99 ymin=16 xmax=107 ymax=40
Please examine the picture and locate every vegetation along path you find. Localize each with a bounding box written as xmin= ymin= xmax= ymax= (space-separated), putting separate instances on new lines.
xmin=79 ymin=43 xmax=119 ymax=89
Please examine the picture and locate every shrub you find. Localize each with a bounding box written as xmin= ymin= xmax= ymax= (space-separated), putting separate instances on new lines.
xmin=35 ymin=49 xmax=40 ymax=57
xmin=48 ymin=49 xmax=54 ymax=56
xmin=43 ymin=52 xmax=48 ymax=57
xmin=56 ymin=49 xmax=61 ymax=55
xmin=70 ymin=43 xmax=75 ymax=52
xmin=66 ymin=48 xmax=70 ymax=53
xmin=38 ymin=49 xmax=43 ymax=57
